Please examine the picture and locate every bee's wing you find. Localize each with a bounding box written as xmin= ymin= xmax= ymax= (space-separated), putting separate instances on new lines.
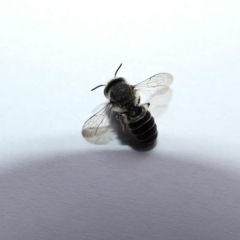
xmin=134 ymin=73 xmax=173 ymax=95
xmin=82 ymin=103 xmax=112 ymax=139
xmin=147 ymin=88 xmax=173 ymax=118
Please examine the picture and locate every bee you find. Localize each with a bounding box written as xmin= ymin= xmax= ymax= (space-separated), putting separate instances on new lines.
xmin=82 ymin=64 xmax=173 ymax=145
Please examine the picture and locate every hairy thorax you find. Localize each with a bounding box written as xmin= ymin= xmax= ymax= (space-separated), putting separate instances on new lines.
xmin=110 ymin=83 xmax=137 ymax=112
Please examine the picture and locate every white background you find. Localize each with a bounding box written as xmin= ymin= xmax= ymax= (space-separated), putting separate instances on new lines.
xmin=1 ymin=0 xmax=240 ymax=239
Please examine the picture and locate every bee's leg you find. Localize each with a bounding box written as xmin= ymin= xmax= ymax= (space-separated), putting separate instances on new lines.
xmin=141 ymin=103 xmax=150 ymax=110
xmin=116 ymin=113 xmax=128 ymax=134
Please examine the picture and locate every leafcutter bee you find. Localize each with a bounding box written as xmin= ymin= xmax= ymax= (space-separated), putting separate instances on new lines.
xmin=82 ymin=64 xmax=173 ymax=145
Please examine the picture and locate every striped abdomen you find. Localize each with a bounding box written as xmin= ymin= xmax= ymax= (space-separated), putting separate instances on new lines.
xmin=128 ymin=111 xmax=158 ymax=144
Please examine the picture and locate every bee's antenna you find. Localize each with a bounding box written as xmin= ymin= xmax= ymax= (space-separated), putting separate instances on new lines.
xmin=91 ymin=85 xmax=105 ymax=91
xmin=115 ymin=63 xmax=122 ymax=77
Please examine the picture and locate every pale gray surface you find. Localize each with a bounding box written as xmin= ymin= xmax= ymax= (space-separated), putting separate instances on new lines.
xmin=1 ymin=151 xmax=240 ymax=240
xmin=1 ymin=0 xmax=240 ymax=239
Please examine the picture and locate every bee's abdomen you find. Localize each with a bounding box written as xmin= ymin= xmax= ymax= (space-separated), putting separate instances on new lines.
xmin=128 ymin=111 xmax=158 ymax=144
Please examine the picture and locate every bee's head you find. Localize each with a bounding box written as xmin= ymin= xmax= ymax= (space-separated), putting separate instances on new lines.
xmin=91 ymin=63 xmax=139 ymax=110
xmin=91 ymin=63 xmax=129 ymax=101
xmin=104 ymin=77 xmax=129 ymax=100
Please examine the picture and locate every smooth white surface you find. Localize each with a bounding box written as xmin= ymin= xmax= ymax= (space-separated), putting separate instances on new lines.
xmin=1 ymin=0 xmax=240 ymax=239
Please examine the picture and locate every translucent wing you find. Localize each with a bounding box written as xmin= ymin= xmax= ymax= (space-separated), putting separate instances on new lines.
xmin=134 ymin=73 xmax=173 ymax=95
xmin=82 ymin=103 xmax=112 ymax=139
xmin=147 ymin=88 xmax=173 ymax=118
